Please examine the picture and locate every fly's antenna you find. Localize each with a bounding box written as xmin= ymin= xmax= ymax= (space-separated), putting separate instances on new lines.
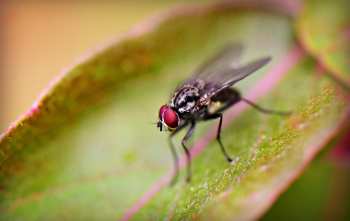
xmin=241 ymin=97 xmax=292 ymax=116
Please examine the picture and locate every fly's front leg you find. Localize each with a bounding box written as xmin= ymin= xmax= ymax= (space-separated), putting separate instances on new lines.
xmin=204 ymin=113 xmax=233 ymax=162
xmin=181 ymin=121 xmax=196 ymax=182
xmin=168 ymin=121 xmax=188 ymax=185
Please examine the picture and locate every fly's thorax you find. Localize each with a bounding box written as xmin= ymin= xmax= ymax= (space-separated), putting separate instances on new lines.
xmin=171 ymin=85 xmax=202 ymax=115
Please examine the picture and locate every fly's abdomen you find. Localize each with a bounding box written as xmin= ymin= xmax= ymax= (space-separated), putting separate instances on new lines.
xmin=209 ymin=88 xmax=241 ymax=114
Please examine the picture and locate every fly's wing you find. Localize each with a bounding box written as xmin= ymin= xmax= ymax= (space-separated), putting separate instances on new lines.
xmin=193 ymin=43 xmax=244 ymax=78
xmin=173 ymin=43 xmax=271 ymax=99
xmin=175 ymin=43 xmax=243 ymax=91
xmin=207 ymin=56 xmax=271 ymax=97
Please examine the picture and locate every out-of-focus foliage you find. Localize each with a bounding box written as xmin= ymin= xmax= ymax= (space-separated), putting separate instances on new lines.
xmin=263 ymin=139 xmax=350 ymax=221
xmin=297 ymin=0 xmax=350 ymax=89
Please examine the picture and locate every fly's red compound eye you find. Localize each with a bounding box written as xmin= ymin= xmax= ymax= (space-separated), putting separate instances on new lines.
xmin=159 ymin=105 xmax=168 ymax=119
xmin=163 ymin=109 xmax=179 ymax=129
xmin=159 ymin=105 xmax=179 ymax=129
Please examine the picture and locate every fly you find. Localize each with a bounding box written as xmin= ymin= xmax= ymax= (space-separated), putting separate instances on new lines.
xmin=157 ymin=43 xmax=290 ymax=184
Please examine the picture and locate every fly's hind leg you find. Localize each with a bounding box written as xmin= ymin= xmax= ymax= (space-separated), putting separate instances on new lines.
xmin=240 ymin=97 xmax=291 ymax=116
xmin=212 ymin=87 xmax=291 ymax=116
xmin=204 ymin=113 xmax=233 ymax=162
xmin=204 ymin=88 xmax=241 ymax=162
xmin=205 ymin=87 xmax=290 ymax=163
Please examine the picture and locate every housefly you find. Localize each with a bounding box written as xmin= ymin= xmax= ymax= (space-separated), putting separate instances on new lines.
xmin=157 ymin=43 xmax=289 ymax=184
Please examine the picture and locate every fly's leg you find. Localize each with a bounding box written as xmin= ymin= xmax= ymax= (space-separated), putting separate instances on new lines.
xmin=241 ymin=97 xmax=291 ymax=116
xmin=204 ymin=113 xmax=233 ymax=162
xmin=205 ymin=88 xmax=290 ymax=163
xmin=181 ymin=121 xmax=196 ymax=182
xmin=207 ymin=88 xmax=240 ymax=162
xmin=212 ymin=88 xmax=291 ymax=116
xmin=168 ymin=122 xmax=188 ymax=185
xmin=168 ymin=136 xmax=179 ymax=185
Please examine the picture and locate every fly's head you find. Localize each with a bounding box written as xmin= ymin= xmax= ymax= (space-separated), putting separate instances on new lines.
xmin=157 ymin=104 xmax=179 ymax=132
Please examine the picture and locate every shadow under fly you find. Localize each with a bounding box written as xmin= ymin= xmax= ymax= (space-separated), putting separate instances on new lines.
xmin=156 ymin=43 xmax=291 ymax=184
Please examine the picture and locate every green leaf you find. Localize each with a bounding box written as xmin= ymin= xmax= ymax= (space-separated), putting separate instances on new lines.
xmin=262 ymin=137 xmax=350 ymax=221
xmin=296 ymin=0 xmax=350 ymax=89
xmin=261 ymin=152 xmax=336 ymax=221
xmin=0 ymin=2 xmax=348 ymax=220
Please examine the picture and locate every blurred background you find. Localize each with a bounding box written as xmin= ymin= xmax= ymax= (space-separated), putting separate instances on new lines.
xmin=1 ymin=1 xmax=194 ymax=132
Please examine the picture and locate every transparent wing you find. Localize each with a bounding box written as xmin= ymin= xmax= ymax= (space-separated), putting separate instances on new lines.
xmin=206 ymin=56 xmax=271 ymax=97
xmin=193 ymin=43 xmax=244 ymax=78
xmin=176 ymin=43 xmax=244 ymax=90
xmin=175 ymin=43 xmax=271 ymax=98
